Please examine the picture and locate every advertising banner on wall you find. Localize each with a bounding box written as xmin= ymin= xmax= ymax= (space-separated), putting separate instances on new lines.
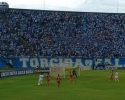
xmin=0 ymin=68 xmax=50 ymax=78
xmin=34 ymin=67 xmax=50 ymax=74
xmin=0 ymin=69 xmax=34 ymax=78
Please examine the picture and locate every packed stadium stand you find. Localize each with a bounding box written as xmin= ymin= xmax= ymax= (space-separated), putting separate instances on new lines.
xmin=0 ymin=9 xmax=125 ymax=58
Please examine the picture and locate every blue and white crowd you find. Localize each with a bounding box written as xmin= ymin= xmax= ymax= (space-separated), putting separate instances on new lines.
xmin=0 ymin=9 xmax=125 ymax=58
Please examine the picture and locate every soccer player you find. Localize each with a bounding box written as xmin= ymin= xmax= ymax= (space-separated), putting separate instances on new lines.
xmin=38 ymin=73 xmax=44 ymax=86
xmin=114 ymin=71 xmax=119 ymax=82
xmin=68 ymin=71 xmax=74 ymax=84
xmin=46 ymin=73 xmax=50 ymax=86
xmin=56 ymin=74 xmax=61 ymax=87
xmin=72 ymin=69 xmax=77 ymax=78
xmin=109 ymin=70 xmax=114 ymax=81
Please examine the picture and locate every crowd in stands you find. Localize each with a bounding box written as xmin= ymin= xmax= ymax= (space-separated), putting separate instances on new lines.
xmin=0 ymin=9 xmax=125 ymax=58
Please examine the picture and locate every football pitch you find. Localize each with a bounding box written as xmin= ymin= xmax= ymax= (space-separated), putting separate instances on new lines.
xmin=0 ymin=70 xmax=125 ymax=100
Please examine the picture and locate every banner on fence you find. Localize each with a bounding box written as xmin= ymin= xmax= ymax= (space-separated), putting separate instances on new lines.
xmin=1 ymin=57 xmax=125 ymax=69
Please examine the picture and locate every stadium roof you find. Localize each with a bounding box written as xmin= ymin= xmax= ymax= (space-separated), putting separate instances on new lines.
xmin=1 ymin=0 xmax=125 ymax=13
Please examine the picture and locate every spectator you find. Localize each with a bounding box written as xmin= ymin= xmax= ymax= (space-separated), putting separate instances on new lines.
xmin=0 ymin=9 xmax=125 ymax=58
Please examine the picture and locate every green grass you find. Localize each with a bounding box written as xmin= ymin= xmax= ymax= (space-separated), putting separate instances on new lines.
xmin=0 ymin=70 xmax=125 ymax=100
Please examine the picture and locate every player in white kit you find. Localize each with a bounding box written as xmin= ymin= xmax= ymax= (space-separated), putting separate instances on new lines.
xmin=114 ymin=71 xmax=119 ymax=82
xmin=38 ymin=73 xmax=44 ymax=86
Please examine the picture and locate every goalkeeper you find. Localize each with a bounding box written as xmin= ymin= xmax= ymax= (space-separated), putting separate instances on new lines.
xmin=72 ymin=69 xmax=77 ymax=78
